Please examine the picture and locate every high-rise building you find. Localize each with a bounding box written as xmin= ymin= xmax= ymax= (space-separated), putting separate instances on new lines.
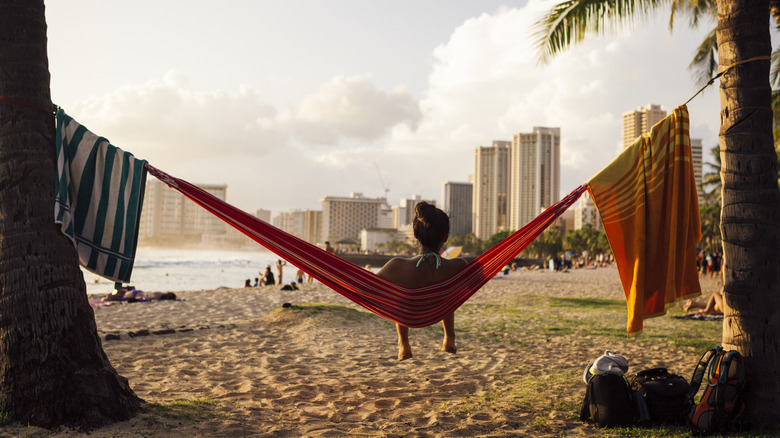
xmin=573 ymin=191 xmax=602 ymax=231
xmin=622 ymin=104 xmax=667 ymax=149
xmin=302 ymin=210 xmax=323 ymax=245
xmin=273 ymin=209 xmax=323 ymax=244
xmin=392 ymin=195 xmax=434 ymax=229
xmin=138 ymin=178 xmax=227 ymax=243
xmin=473 ymin=141 xmax=511 ymax=239
xmin=255 ymin=208 xmax=271 ymax=223
xmin=691 ymin=138 xmax=704 ymax=205
xmin=442 ymin=181 xmax=473 ymax=237
xmin=509 ymin=127 xmax=560 ymax=229
xmin=321 ymin=193 xmax=386 ymax=243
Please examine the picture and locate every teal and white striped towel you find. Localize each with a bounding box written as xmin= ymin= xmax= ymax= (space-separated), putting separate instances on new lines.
xmin=55 ymin=109 xmax=147 ymax=283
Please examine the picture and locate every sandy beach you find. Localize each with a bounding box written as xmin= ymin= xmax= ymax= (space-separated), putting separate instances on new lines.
xmin=6 ymin=267 xmax=725 ymax=437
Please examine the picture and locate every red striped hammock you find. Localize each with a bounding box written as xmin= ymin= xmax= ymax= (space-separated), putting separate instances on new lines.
xmin=145 ymin=164 xmax=587 ymax=328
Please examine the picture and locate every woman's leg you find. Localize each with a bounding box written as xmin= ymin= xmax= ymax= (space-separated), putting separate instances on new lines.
xmin=684 ymin=299 xmax=705 ymax=312
xmin=704 ymin=291 xmax=724 ymax=314
xmin=441 ymin=313 xmax=457 ymax=353
xmin=396 ymin=323 xmax=412 ymax=360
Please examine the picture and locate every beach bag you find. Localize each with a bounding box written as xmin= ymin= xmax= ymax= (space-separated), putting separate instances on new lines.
xmin=580 ymin=374 xmax=635 ymax=427
xmin=579 ymin=351 xmax=635 ymax=428
xmin=687 ymin=347 xmax=747 ymax=434
xmin=628 ymin=367 xmax=690 ymax=425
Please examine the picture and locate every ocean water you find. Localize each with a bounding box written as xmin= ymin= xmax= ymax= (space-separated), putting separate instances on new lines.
xmin=82 ymin=247 xmax=287 ymax=296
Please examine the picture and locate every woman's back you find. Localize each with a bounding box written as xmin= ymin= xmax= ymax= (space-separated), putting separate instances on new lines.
xmin=378 ymin=254 xmax=466 ymax=289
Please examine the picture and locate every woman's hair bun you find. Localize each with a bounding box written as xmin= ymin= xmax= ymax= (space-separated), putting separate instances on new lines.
xmin=412 ymin=201 xmax=450 ymax=252
xmin=414 ymin=201 xmax=436 ymax=225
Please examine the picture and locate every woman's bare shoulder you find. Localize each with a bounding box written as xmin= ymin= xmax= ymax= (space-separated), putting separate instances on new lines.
xmin=377 ymin=257 xmax=415 ymax=278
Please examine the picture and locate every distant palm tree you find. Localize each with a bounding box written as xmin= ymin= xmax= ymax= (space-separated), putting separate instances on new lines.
xmin=534 ymin=0 xmax=780 ymax=424
xmin=701 ymin=145 xmax=722 ymax=205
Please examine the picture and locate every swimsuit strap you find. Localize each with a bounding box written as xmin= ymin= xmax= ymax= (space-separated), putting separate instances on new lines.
xmin=416 ymin=252 xmax=441 ymax=269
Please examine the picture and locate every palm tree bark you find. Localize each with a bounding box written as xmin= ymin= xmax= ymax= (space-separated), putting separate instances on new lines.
xmin=717 ymin=0 xmax=780 ymax=426
xmin=0 ymin=0 xmax=141 ymax=429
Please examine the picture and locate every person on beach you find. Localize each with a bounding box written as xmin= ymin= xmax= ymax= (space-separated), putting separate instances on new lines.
xmin=261 ymin=265 xmax=275 ymax=286
xmin=102 ymin=287 xmax=175 ymax=302
xmin=683 ymin=289 xmax=724 ymax=316
xmin=296 ymin=269 xmax=305 ymax=284
xmin=377 ymin=201 xmax=467 ymax=361
xmin=244 ymin=279 xmax=252 ymax=288
xmin=276 ymin=259 xmax=286 ymax=284
xmin=324 ymin=241 xmax=335 ymax=254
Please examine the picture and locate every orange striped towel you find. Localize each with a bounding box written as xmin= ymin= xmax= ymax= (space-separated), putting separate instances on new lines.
xmin=588 ymin=104 xmax=702 ymax=334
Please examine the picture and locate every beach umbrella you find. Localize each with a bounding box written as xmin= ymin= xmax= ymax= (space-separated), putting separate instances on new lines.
xmin=441 ymin=246 xmax=462 ymax=259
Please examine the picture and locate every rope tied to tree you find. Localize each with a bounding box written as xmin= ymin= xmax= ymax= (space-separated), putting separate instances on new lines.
xmin=684 ymin=55 xmax=771 ymax=105
xmin=0 ymin=95 xmax=57 ymax=114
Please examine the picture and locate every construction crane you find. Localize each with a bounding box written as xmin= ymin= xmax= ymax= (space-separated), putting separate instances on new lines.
xmin=374 ymin=161 xmax=391 ymax=206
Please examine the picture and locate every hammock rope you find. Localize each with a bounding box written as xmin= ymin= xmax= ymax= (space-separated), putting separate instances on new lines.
xmin=145 ymin=163 xmax=587 ymax=328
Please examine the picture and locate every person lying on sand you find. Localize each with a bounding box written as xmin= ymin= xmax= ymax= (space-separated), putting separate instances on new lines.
xmin=683 ymin=289 xmax=724 ymax=316
xmin=102 ymin=288 xmax=176 ymax=302
xmin=377 ymin=201 xmax=467 ymax=361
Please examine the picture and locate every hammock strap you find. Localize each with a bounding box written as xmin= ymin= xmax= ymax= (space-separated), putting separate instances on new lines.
xmin=144 ymin=163 xmax=587 ymax=328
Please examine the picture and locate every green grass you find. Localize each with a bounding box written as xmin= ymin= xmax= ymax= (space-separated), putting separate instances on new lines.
xmin=0 ymin=411 xmax=12 ymax=426
xmin=548 ymin=297 xmax=626 ymax=310
xmin=439 ymin=293 xmax=742 ymax=437
xmin=142 ymin=397 xmax=225 ymax=425
xmin=456 ymin=294 xmax=722 ymax=349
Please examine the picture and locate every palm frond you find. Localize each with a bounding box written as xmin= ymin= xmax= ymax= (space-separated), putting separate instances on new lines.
xmin=669 ymin=0 xmax=717 ymax=29
xmin=772 ymin=89 xmax=780 ymax=115
xmin=533 ymin=0 xmax=667 ymax=65
xmin=689 ymin=28 xmax=718 ymax=87
xmin=771 ymin=45 xmax=780 ymax=88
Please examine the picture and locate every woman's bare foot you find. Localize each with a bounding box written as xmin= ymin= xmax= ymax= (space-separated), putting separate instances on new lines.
xmin=683 ymin=299 xmax=693 ymax=312
xmin=398 ymin=342 xmax=412 ymax=361
xmin=442 ymin=339 xmax=457 ymax=354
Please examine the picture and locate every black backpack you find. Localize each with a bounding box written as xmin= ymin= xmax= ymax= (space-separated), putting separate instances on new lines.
xmin=628 ymin=367 xmax=691 ymax=425
xmin=580 ymin=373 xmax=635 ymax=428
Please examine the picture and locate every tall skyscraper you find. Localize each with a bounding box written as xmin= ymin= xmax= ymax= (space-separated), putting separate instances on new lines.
xmin=691 ymin=138 xmax=704 ymax=205
xmin=622 ymin=104 xmax=667 ymax=149
xmin=321 ymin=193 xmax=386 ymax=243
xmin=509 ymin=127 xmax=560 ymax=230
xmin=441 ymin=181 xmax=473 ymax=237
xmin=473 ymin=141 xmax=511 ymax=239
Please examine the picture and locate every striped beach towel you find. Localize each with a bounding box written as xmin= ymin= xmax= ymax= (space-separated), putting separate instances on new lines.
xmin=55 ymin=109 xmax=147 ymax=283
xmin=588 ymin=105 xmax=702 ymax=334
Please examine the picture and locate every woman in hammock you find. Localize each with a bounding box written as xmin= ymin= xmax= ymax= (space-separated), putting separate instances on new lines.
xmin=377 ymin=201 xmax=468 ymax=361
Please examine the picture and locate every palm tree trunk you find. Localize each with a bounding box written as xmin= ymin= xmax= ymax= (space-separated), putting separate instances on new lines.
xmin=717 ymin=0 xmax=780 ymax=426
xmin=0 ymin=0 xmax=141 ymax=429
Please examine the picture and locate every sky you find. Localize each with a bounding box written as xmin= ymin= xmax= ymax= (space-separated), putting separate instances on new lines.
xmin=45 ymin=0 xmax=749 ymax=216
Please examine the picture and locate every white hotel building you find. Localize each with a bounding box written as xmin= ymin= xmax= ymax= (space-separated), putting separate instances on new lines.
xmin=321 ymin=193 xmax=386 ymax=244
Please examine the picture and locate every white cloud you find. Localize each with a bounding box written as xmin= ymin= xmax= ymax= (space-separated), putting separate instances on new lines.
xmin=373 ymin=0 xmax=719 ymax=201
xmin=63 ymin=0 xmax=721 ymax=215
xmin=71 ymin=71 xmax=284 ymax=163
xmin=278 ymin=75 xmax=421 ymax=146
